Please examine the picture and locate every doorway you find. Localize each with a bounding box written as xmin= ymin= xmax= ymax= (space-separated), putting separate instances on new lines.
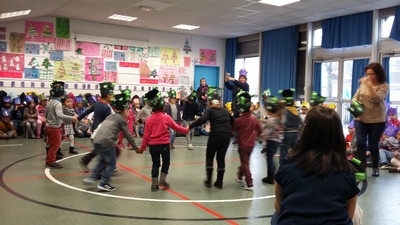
xmin=194 ymin=65 xmax=220 ymax=91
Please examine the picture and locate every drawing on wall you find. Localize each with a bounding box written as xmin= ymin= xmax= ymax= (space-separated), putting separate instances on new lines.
xmin=50 ymin=50 xmax=64 ymax=61
xmin=0 ymin=27 xmax=5 ymax=40
xmin=25 ymin=44 xmax=40 ymax=55
xmin=160 ymin=48 xmax=180 ymax=65
xmin=104 ymin=71 xmax=118 ymax=82
xmin=192 ymin=58 xmax=199 ymax=65
xmin=126 ymin=50 xmax=139 ymax=62
xmin=148 ymin=46 xmax=161 ymax=57
xmin=199 ymin=49 xmax=217 ymax=65
xmin=105 ymin=61 xmax=117 ymax=71
xmin=158 ymin=67 xmax=179 ymax=84
xmin=40 ymin=58 xmax=53 ymax=80
xmin=28 ymin=57 xmax=40 ymax=68
xmin=0 ymin=42 xmax=6 ymax=52
xmin=179 ymin=76 xmax=189 ymax=86
xmin=85 ymin=57 xmax=104 ymax=81
xmin=10 ymin=33 xmax=25 ymax=53
xmin=101 ymin=44 xmax=113 ymax=59
xmin=41 ymin=43 xmax=54 ymax=54
xmin=139 ymin=52 xmax=148 ymax=61
xmin=0 ymin=53 xmax=24 ymax=78
xmin=25 ymin=20 xmax=54 ymax=43
xmin=114 ymin=45 xmax=128 ymax=50
xmin=55 ymin=38 xmax=71 ymax=51
xmin=56 ymin=18 xmax=70 ymax=38
xmin=183 ymin=38 xmax=191 ymax=54
xmin=54 ymin=57 xmax=83 ymax=81
xmin=24 ymin=68 xmax=39 ymax=79
xmin=114 ymin=51 xmax=126 ymax=61
xmin=184 ymin=57 xmax=190 ymax=67
xmin=75 ymin=42 xmax=100 ymax=56
xmin=139 ymin=60 xmax=158 ymax=84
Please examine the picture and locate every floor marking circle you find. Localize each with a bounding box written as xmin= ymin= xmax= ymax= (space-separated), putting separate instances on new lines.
xmin=47 ymin=154 xmax=276 ymax=203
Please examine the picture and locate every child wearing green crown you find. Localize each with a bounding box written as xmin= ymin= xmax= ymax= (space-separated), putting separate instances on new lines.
xmin=182 ymin=91 xmax=201 ymax=150
xmin=165 ymin=89 xmax=182 ymax=149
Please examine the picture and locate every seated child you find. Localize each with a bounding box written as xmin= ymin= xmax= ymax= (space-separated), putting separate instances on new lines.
xmin=379 ymin=129 xmax=400 ymax=169
xmin=346 ymin=120 xmax=356 ymax=157
xmin=0 ymin=109 xmax=17 ymax=140
xmin=387 ymin=107 xmax=400 ymax=128
xmin=75 ymin=117 xmax=91 ymax=138
xmin=12 ymin=98 xmax=24 ymax=135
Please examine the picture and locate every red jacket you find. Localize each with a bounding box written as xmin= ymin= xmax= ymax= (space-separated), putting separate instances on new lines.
xmin=232 ymin=112 xmax=262 ymax=147
xmin=141 ymin=111 xmax=189 ymax=149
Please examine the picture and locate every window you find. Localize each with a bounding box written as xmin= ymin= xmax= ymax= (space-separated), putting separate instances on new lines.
xmin=313 ymin=28 xmax=322 ymax=47
xmin=381 ymin=16 xmax=394 ymax=38
xmin=388 ymin=56 xmax=400 ymax=102
xmin=321 ymin=61 xmax=339 ymax=100
xmin=343 ymin=60 xmax=353 ymax=100
xmin=235 ymin=57 xmax=260 ymax=103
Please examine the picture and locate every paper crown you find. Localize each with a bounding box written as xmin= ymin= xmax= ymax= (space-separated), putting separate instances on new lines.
xmin=309 ymin=91 xmax=326 ymax=106
xmin=113 ymin=93 xmax=131 ymax=111
xmin=239 ymin=69 xmax=248 ymax=77
xmin=167 ymin=90 xmax=177 ymax=99
xmin=39 ymin=93 xmax=47 ymax=101
xmin=145 ymin=88 xmax=165 ymax=110
xmin=347 ymin=101 xmax=364 ymax=118
xmin=348 ymin=120 xmax=355 ymax=129
xmin=261 ymin=89 xmax=271 ymax=97
xmin=236 ymin=90 xmax=252 ymax=113
xmin=1 ymin=109 xmax=10 ymax=117
xmin=383 ymin=124 xmax=399 ymax=137
xmin=75 ymin=95 xmax=83 ymax=103
xmin=225 ymin=102 xmax=232 ymax=111
xmin=13 ymin=97 xmax=21 ymax=105
xmin=3 ymin=96 xmax=11 ymax=103
xmin=301 ymin=101 xmax=310 ymax=109
xmin=388 ymin=107 xmax=398 ymax=115
xmin=86 ymin=94 xmax=97 ymax=104
xmin=187 ymin=91 xmax=198 ymax=102
xmin=25 ymin=95 xmax=33 ymax=103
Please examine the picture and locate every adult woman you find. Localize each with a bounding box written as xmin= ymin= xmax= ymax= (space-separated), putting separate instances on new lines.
xmin=196 ymin=78 xmax=208 ymax=113
xmin=272 ymin=107 xmax=359 ymax=224
xmin=352 ymin=62 xmax=388 ymax=177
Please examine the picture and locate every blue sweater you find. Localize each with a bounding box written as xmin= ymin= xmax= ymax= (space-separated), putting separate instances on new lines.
xmin=78 ymin=101 xmax=112 ymax=131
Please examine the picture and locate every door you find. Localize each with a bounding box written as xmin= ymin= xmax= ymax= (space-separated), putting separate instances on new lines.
xmin=194 ymin=65 xmax=220 ymax=91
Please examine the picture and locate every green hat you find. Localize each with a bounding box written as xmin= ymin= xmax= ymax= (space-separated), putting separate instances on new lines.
xmin=264 ymin=96 xmax=280 ymax=113
xmin=113 ymin=93 xmax=130 ymax=111
xmin=144 ymin=88 xmax=165 ymax=110
xmin=50 ymin=80 xmax=65 ymax=97
xmin=279 ymin=88 xmax=295 ymax=106
xmin=187 ymin=91 xmax=198 ymax=102
xmin=347 ymin=101 xmax=364 ymax=118
xmin=236 ymin=90 xmax=252 ymax=113
xmin=207 ymin=86 xmax=222 ymax=102
xmin=167 ymin=90 xmax=177 ymax=99
xmin=261 ymin=89 xmax=271 ymax=98
xmin=99 ymin=82 xmax=115 ymax=95
xmin=121 ymin=88 xmax=131 ymax=98
xmin=309 ymin=91 xmax=326 ymax=106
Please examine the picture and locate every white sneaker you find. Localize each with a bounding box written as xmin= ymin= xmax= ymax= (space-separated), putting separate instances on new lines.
xmin=187 ymin=144 xmax=194 ymax=150
xmin=242 ymin=184 xmax=254 ymax=191
xmin=82 ymin=178 xmax=96 ymax=185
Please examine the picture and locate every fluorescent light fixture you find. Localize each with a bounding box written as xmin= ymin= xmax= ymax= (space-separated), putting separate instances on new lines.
xmin=172 ymin=24 xmax=200 ymax=30
xmin=108 ymin=14 xmax=137 ymax=22
xmin=139 ymin=6 xmax=155 ymax=12
xmin=259 ymin=0 xmax=300 ymax=7
xmin=0 ymin=10 xmax=31 ymax=19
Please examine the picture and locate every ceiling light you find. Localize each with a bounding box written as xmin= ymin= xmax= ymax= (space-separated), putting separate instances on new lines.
xmin=172 ymin=24 xmax=200 ymax=30
xmin=139 ymin=6 xmax=155 ymax=12
xmin=108 ymin=14 xmax=137 ymax=22
xmin=0 ymin=10 xmax=31 ymax=19
xmin=259 ymin=0 xmax=300 ymax=7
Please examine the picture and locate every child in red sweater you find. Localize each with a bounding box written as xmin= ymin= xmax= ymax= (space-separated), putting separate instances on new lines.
xmin=139 ymin=88 xmax=189 ymax=191
xmin=232 ymin=91 xmax=262 ymax=191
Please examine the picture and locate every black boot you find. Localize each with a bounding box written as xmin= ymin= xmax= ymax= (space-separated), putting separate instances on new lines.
xmin=204 ymin=168 xmax=213 ymax=188
xmin=372 ymin=167 xmax=380 ymax=177
xmin=46 ymin=147 xmax=49 ymax=155
xmin=262 ymin=171 xmax=275 ymax=184
xmin=159 ymin=172 xmax=170 ymax=188
xmin=69 ymin=146 xmax=78 ymax=154
xmin=56 ymin=148 xmax=63 ymax=160
xmin=214 ymin=169 xmax=225 ymax=189
xmin=151 ymin=177 xmax=159 ymax=191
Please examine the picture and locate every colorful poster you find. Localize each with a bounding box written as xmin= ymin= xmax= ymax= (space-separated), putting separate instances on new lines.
xmin=119 ymin=62 xmax=139 ymax=68
xmin=0 ymin=27 xmax=6 ymax=40
xmin=126 ymin=50 xmax=139 ymax=62
xmin=0 ymin=42 xmax=6 ymax=52
xmin=85 ymin=57 xmax=104 ymax=81
xmin=114 ymin=51 xmax=125 ymax=61
xmin=56 ymin=18 xmax=70 ymax=38
xmin=24 ymin=68 xmax=39 ymax=79
xmin=55 ymin=38 xmax=71 ymax=51
xmin=139 ymin=60 xmax=158 ymax=84
xmin=50 ymin=50 xmax=64 ymax=61
xmin=184 ymin=57 xmax=190 ymax=67
xmin=101 ymin=45 xmax=113 ymax=58
xmin=104 ymin=71 xmax=118 ymax=82
xmin=160 ymin=48 xmax=180 ymax=65
xmin=76 ymin=42 xmax=100 ymax=56
xmin=40 ymin=43 xmax=54 ymax=54
xmin=114 ymin=45 xmax=128 ymax=50
xmin=10 ymin=33 xmax=25 ymax=53
xmin=105 ymin=62 xmax=117 ymax=71
xmin=199 ymin=49 xmax=217 ymax=65
xmin=25 ymin=20 xmax=54 ymax=43
xmin=54 ymin=56 xmax=83 ymax=81
xmin=148 ymin=46 xmax=161 ymax=57
xmin=179 ymin=76 xmax=189 ymax=86
xmin=0 ymin=53 xmax=24 ymax=78
xmin=158 ymin=66 xmax=179 ymax=84
xmin=25 ymin=44 xmax=40 ymax=54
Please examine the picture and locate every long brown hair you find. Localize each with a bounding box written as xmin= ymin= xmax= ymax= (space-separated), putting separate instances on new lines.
xmin=289 ymin=106 xmax=354 ymax=176
xmin=365 ymin=62 xmax=387 ymax=83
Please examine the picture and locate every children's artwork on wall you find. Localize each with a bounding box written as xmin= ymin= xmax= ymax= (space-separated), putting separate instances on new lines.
xmin=199 ymin=49 xmax=217 ymax=65
xmin=25 ymin=21 xmax=54 ymax=43
xmin=148 ymin=46 xmax=161 ymax=57
xmin=139 ymin=60 xmax=158 ymax=84
xmin=184 ymin=57 xmax=190 ymax=67
xmin=50 ymin=50 xmax=64 ymax=61
xmin=28 ymin=57 xmax=40 ymax=68
xmin=0 ymin=53 xmax=24 ymax=78
xmin=114 ymin=51 xmax=126 ymax=61
xmin=85 ymin=57 xmax=104 ymax=81
xmin=119 ymin=62 xmax=139 ymax=68
xmin=126 ymin=50 xmax=139 ymax=62
xmin=183 ymin=38 xmax=191 ymax=54
xmin=0 ymin=42 xmax=6 ymax=52
xmin=39 ymin=57 xmax=53 ymax=80
xmin=179 ymin=76 xmax=189 ymax=86
xmin=160 ymin=48 xmax=180 ymax=65
xmin=105 ymin=61 xmax=117 ymax=71
xmin=25 ymin=44 xmax=40 ymax=54
xmin=54 ymin=57 xmax=83 ymax=81
xmin=114 ymin=45 xmax=129 ymax=50
xmin=101 ymin=44 xmax=113 ymax=59
xmin=0 ymin=27 xmax=6 ymax=40
xmin=158 ymin=66 xmax=179 ymax=84
xmin=56 ymin=18 xmax=70 ymax=38
xmin=24 ymin=68 xmax=39 ymax=79
xmin=139 ymin=52 xmax=148 ymax=61
xmin=192 ymin=58 xmax=199 ymax=65
xmin=41 ymin=43 xmax=54 ymax=54
xmin=55 ymin=38 xmax=71 ymax=51
xmin=104 ymin=71 xmax=118 ymax=82
xmin=75 ymin=41 xmax=100 ymax=56
xmin=10 ymin=33 xmax=25 ymax=53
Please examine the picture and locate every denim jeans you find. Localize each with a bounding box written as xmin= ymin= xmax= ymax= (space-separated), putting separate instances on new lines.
xmin=90 ymin=144 xmax=116 ymax=184
xmin=149 ymin=144 xmax=170 ymax=178
xmin=379 ymin=149 xmax=395 ymax=164
xmin=280 ymin=132 xmax=299 ymax=162
xmin=182 ymin=120 xmax=194 ymax=145
xmin=355 ymin=121 xmax=386 ymax=169
xmin=266 ymin=140 xmax=281 ymax=176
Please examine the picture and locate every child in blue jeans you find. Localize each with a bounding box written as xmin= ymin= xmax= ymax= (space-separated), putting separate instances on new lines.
xmin=164 ymin=90 xmax=182 ymax=149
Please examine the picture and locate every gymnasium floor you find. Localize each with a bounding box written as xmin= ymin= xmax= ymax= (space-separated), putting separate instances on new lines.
xmin=0 ymin=135 xmax=398 ymax=225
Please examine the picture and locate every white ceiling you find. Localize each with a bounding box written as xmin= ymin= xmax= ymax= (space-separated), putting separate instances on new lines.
xmin=0 ymin=0 xmax=399 ymax=39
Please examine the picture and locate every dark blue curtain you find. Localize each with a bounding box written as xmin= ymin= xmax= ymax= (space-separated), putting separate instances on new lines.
xmin=313 ymin=62 xmax=322 ymax=94
xmin=389 ymin=6 xmax=400 ymax=42
xmin=260 ymin=26 xmax=298 ymax=96
xmin=223 ymin=38 xmax=237 ymax=104
xmin=351 ymin=59 xmax=370 ymax=97
xmin=382 ymin=57 xmax=390 ymax=101
xmin=321 ymin=11 xmax=372 ymax=49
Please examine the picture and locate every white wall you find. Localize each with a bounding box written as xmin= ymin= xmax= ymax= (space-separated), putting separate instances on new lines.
xmin=0 ymin=17 xmax=226 ymax=97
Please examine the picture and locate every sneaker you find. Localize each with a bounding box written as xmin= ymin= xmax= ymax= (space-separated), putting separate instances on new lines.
xmin=82 ymin=177 xmax=96 ymax=185
xmin=97 ymin=183 xmax=116 ymax=192
xmin=114 ymin=167 xmax=118 ymax=172
xmin=187 ymin=144 xmax=193 ymax=150
xmin=46 ymin=162 xmax=63 ymax=169
xmin=242 ymin=184 xmax=254 ymax=191
xmin=380 ymin=165 xmax=390 ymax=170
xmin=235 ymin=175 xmax=243 ymax=183
xmin=56 ymin=154 xmax=63 ymax=160
xmin=79 ymin=159 xmax=89 ymax=172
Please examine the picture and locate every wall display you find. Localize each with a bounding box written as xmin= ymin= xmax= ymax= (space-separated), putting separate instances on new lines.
xmin=41 ymin=43 xmax=54 ymax=54
xmin=85 ymin=57 xmax=104 ymax=81
xmin=55 ymin=38 xmax=71 ymax=51
xmin=56 ymin=18 xmax=70 ymax=39
xmin=49 ymin=50 xmax=64 ymax=61
xmin=140 ymin=60 xmax=158 ymax=84
xmin=158 ymin=67 xmax=179 ymax=84
xmin=10 ymin=33 xmax=25 ymax=53
xmin=199 ymin=49 xmax=217 ymax=65
xmin=25 ymin=44 xmax=40 ymax=55
xmin=183 ymin=38 xmax=191 ymax=54
xmin=24 ymin=68 xmax=39 ymax=79
xmin=0 ymin=53 xmax=24 ymax=78
xmin=54 ymin=56 xmax=83 ymax=81
xmin=40 ymin=58 xmax=53 ymax=80
xmin=160 ymin=48 xmax=180 ymax=65
xmin=75 ymin=42 xmax=100 ymax=56
xmin=101 ymin=44 xmax=113 ymax=58
xmin=148 ymin=46 xmax=161 ymax=57
xmin=104 ymin=71 xmax=118 ymax=82
xmin=114 ymin=51 xmax=126 ymax=61
xmin=25 ymin=20 xmax=54 ymax=43
xmin=0 ymin=42 xmax=6 ymax=52
xmin=27 ymin=57 xmax=40 ymax=68
xmin=184 ymin=57 xmax=190 ymax=67
xmin=114 ymin=45 xmax=129 ymax=50
xmin=105 ymin=61 xmax=117 ymax=71
xmin=0 ymin=27 xmax=6 ymax=40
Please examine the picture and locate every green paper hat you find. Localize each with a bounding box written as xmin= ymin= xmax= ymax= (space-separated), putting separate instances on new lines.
xmin=236 ymin=90 xmax=252 ymax=113
xmin=144 ymin=88 xmax=165 ymax=110
xmin=261 ymin=89 xmax=271 ymax=98
xmin=50 ymin=80 xmax=65 ymax=97
xmin=264 ymin=96 xmax=280 ymax=113
xmin=347 ymin=101 xmax=364 ymax=118
xmin=309 ymin=91 xmax=326 ymax=106
xmin=167 ymin=90 xmax=177 ymax=99
xmin=113 ymin=93 xmax=131 ymax=111
xmin=279 ymin=88 xmax=295 ymax=106
xmin=99 ymin=82 xmax=115 ymax=95
xmin=187 ymin=91 xmax=198 ymax=102
xmin=207 ymin=86 xmax=222 ymax=102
